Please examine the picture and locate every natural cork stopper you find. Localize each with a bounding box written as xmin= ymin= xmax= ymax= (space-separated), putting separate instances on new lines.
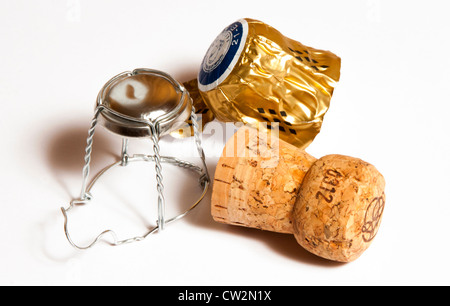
xmin=211 ymin=126 xmax=386 ymax=262
xmin=211 ymin=126 xmax=316 ymax=233
xmin=292 ymin=154 xmax=386 ymax=262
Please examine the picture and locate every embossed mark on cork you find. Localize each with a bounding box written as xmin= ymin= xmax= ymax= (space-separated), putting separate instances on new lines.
xmin=362 ymin=193 xmax=385 ymax=242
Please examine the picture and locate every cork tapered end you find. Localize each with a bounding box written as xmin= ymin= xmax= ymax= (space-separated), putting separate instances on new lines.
xmin=211 ymin=126 xmax=316 ymax=233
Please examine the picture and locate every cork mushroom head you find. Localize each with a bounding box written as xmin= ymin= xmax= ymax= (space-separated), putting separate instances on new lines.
xmin=292 ymin=154 xmax=386 ymax=262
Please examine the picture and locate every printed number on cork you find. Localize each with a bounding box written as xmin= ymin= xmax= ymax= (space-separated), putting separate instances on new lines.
xmin=315 ymin=169 xmax=343 ymax=203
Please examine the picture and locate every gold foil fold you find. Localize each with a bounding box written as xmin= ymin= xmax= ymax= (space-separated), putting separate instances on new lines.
xmin=173 ymin=18 xmax=341 ymax=149
xmin=170 ymin=79 xmax=214 ymax=138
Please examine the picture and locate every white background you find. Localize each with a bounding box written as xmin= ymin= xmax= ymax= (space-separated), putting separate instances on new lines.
xmin=1 ymin=0 xmax=449 ymax=286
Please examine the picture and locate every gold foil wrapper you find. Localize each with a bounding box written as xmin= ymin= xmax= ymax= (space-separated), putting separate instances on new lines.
xmin=170 ymin=78 xmax=214 ymax=138
xmin=173 ymin=18 xmax=341 ymax=149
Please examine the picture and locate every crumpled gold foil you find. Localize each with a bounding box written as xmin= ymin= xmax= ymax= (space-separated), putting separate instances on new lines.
xmin=170 ymin=78 xmax=214 ymax=139
xmin=172 ymin=18 xmax=340 ymax=149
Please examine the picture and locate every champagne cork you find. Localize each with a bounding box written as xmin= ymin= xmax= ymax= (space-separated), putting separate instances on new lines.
xmin=211 ymin=126 xmax=386 ymax=262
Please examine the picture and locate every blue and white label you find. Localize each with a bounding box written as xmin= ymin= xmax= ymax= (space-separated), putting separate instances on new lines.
xmin=198 ymin=19 xmax=248 ymax=92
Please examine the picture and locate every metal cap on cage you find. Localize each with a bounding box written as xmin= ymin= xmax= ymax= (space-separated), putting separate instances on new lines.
xmin=97 ymin=69 xmax=192 ymax=138
xmin=61 ymin=69 xmax=210 ymax=250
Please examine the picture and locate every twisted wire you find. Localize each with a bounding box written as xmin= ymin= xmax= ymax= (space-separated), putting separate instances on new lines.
xmin=190 ymin=105 xmax=210 ymax=185
xmin=128 ymin=154 xmax=202 ymax=172
xmin=161 ymin=156 xmax=202 ymax=172
xmin=190 ymin=106 xmax=203 ymax=157
xmin=149 ymin=123 xmax=165 ymax=230
xmin=80 ymin=106 xmax=103 ymax=200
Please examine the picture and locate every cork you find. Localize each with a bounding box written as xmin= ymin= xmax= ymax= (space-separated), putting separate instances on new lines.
xmin=211 ymin=126 xmax=316 ymax=233
xmin=211 ymin=126 xmax=386 ymax=262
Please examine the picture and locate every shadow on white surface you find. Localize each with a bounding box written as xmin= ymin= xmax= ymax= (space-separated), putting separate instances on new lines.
xmin=45 ymin=123 xmax=119 ymax=198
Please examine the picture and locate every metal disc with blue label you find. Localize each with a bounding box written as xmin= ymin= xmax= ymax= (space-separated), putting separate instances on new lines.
xmin=198 ymin=19 xmax=248 ymax=92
